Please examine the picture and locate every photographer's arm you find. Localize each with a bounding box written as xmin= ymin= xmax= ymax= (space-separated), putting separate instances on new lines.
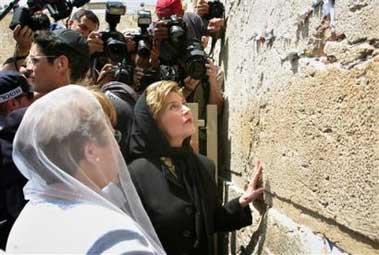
xmin=87 ymin=31 xmax=103 ymax=55
xmin=96 ymin=63 xmax=115 ymax=87
xmin=149 ymin=43 xmax=160 ymax=68
xmin=2 ymin=25 xmax=33 ymax=71
xmin=206 ymin=59 xmax=224 ymax=114
xmin=149 ymin=21 xmax=168 ymax=67
xmin=207 ymin=17 xmax=225 ymax=39
xmin=182 ymin=77 xmax=200 ymax=99
xmin=195 ymin=0 xmax=209 ymax=17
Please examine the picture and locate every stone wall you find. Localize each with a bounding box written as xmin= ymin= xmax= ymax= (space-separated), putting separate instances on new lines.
xmin=185 ymin=0 xmax=378 ymax=254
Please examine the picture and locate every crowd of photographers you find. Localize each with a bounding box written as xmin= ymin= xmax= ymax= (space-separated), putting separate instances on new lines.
xmin=0 ymin=0 xmax=233 ymax=253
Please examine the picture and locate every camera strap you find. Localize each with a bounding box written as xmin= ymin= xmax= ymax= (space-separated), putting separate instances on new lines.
xmin=207 ymin=37 xmax=217 ymax=58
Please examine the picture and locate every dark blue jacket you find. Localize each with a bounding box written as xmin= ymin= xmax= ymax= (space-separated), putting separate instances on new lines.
xmin=0 ymin=108 xmax=27 ymax=249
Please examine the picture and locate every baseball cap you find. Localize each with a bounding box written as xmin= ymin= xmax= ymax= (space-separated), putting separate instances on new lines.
xmin=53 ymin=29 xmax=89 ymax=58
xmin=0 ymin=71 xmax=32 ymax=104
xmin=156 ymin=0 xmax=183 ymax=18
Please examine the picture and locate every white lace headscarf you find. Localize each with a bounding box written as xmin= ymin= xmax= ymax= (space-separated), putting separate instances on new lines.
xmin=12 ymin=85 xmax=165 ymax=254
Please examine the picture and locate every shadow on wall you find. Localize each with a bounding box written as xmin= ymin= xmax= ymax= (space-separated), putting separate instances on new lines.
xmin=219 ymin=17 xmax=229 ymax=80
xmin=295 ymin=14 xmax=310 ymax=45
xmin=221 ymin=173 xmax=273 ymax=254
xmin=238 ymin=181 xmax=271 ymax=255
xmin=217 ymin=97 xmax=233 ymax=255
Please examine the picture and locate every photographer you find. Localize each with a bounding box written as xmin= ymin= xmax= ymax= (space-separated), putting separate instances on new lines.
xmin=2 ymin=11 xmax=51 ymax=72
xmin=66 ymin=9 xmax=103 ymax=55
xmin=89 ymin=3 xmax=132 ymax=88
xmin=182 ymin=56 xmax=224 ymax=154
xmin=153 ymin=0 xmax=224 ymax=44
xmin=2 ymin=0 xmax=91 ymax=71
xmin=195 ymin=0 xmax=225 ymax=38
xmin=66 ymin=9 xmax=99 ymax=38
xmin=91 ymin=2 xmax=159 ymax=95
xmin=183 ymin=58 xmax=223 ymax=114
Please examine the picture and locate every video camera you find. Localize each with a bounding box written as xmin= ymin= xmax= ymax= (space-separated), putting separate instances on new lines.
xmin=9 ymin=0 xmax=89 ymax=31
xmin=204 ymin=0 xmax=225 ymax=20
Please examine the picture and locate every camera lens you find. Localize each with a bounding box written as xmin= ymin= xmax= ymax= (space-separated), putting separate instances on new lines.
xmin=185 ymin=41 xmax=207 ymax=80
xmin=187 ymin=60 xmax=206 ymax=80
xmin=137 ymin=40 xmax=151 ymax=58
xmin=106 ymin=38 xmax=127 ymax=62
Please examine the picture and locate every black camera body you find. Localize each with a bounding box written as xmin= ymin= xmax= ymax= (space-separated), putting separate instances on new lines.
xmin=136 ymin=67 xmax=160 ymax=92
xmin=101 ymin=30 xmax=128 ymax=62
xmin=93 ymin=2 xmax=133 ymax=86
xmin=164 ymin=15 xmax=186 ymax=47
xmin=114 ymin=59 xmax=134 ymax=86
xmin=158 ymin=15 xmax=187 ymax=65
xmin=100 ymin=2 xmax=128 ymax=62
xmin=131 ymin=9 xmax=152 ymax=58
xmin=9 ymin=0 xmax=89 ymax=31
xmin=184 ymin=40 xmax=208 ymax=80
xmin=10 ymin=7 xmax=50 ymax=31
xmin=159 ymin=65 xmax=184 ymax=82
xmin=204 ymin=0 xmax=225 ymax=20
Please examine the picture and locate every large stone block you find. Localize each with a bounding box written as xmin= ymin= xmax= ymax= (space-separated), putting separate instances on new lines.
xmin=254 ymin=53 xmax=379 ymax=245
xmin=219 ymin=0 xmax=379 ymax=254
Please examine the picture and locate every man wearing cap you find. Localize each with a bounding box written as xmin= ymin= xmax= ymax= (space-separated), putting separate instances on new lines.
xmin=25 ymin=29 xmax=90 ymax=93
xmin=154 ymin=0 xmax=224 ymax=43
xmin=0 ymin=71 xmax=33 ymax=120
xmin=154 ymin=0 xmax=206 ymax=45
xmin=0 ymin=70 xmax=33 ymax=250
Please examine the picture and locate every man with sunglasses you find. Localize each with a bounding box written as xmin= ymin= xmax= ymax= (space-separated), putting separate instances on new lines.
xmin=0 ymin=70 xmax=34 ymax=250
xmin=26 ymin=29 xmax=90 ymax=93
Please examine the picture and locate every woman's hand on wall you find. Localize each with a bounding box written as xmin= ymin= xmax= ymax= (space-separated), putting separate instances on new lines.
xmin=239 ymin=160 xmax=265 ymax=208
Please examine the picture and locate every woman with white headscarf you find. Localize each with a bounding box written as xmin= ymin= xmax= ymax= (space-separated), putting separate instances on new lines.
xmin=6 ymin=85 xmax=166 ymax=254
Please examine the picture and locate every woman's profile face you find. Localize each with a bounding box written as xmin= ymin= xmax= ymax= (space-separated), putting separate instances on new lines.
xmin=95 ymin=138 xmax=120 ymax=186
xmin=158 ymin=92 xmax=195 ymax=147
xmin=81 ymin=128 xmax=120 ymax=189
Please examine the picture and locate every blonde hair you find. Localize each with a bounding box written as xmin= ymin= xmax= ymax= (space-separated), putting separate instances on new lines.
xmin=146 ymin=80 xmax=182 ymax=120
xmin=87 ymin=86 xmax=117 ymax=127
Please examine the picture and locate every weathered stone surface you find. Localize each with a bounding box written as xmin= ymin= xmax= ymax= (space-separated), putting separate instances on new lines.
xmin=335 ymin=0 xmax=379 ymax=43
xmin=202 ymin=0 xmax=379 ymax=254
xmin=222 ymin=184 xmax=350 ymax=255
xmin=324 ymin=40 xmax=375 ymax=66
xmin=254 ymin=42 xmax=379 ymax=247
xmin=248 ymin=208 xmax=347 ymax=255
